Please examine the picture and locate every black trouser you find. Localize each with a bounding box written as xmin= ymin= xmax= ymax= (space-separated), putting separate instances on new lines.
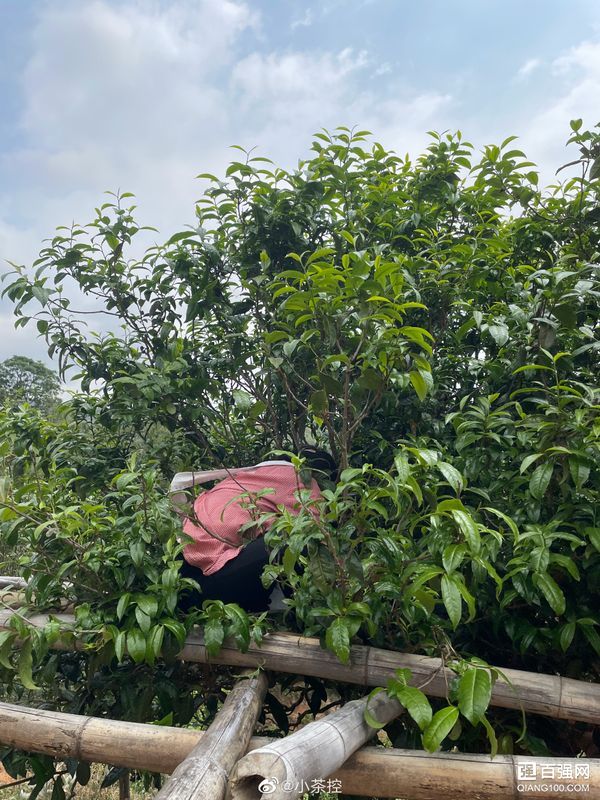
xmin=177 ymin=536 xmax=273 ymax=613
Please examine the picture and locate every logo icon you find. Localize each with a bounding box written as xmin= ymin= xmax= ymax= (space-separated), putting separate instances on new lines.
xmin=257 ymin=777 xmax=279 ymax=795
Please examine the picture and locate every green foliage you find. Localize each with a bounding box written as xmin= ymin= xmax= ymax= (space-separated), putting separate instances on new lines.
xmin=0 ymin=356 xmax=60 ymax=414
xmin=1 ymin=121 xmax=599 ymax=775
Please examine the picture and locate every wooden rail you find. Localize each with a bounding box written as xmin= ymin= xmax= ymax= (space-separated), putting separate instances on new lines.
xmin=0 ymin=702 xmax=597 ymax=800
xmin=2 ymin=609 xmax=599 ymax=724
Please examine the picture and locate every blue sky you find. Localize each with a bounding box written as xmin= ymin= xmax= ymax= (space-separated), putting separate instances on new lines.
xmin=1 ymin=0 xmax=600 ymax=363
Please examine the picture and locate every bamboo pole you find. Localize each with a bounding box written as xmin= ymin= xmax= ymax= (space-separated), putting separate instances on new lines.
xmin=229 ymin=690 xmax=402 ymax=800
xmin=155 ymin=671 xmax=267 ymax=800
xmin=1 ymin=609 xmax=600 ymax=724
xmin=0 ymin=577 xmax=27 ymax=589
xmin=0 ymin=702 xmax=597 ymax=800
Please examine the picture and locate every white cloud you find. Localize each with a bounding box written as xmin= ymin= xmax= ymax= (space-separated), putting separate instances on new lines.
xmin=232 ymin=47 xmax=369 ymax=107
xmin=373 ymin=63 xmax=392 ymax=77
xmin=516 ymin=57 xmax=541 ymax=79
xmin=1 ymin=0 xmax=259 ymax=257
xmin=21 ymin=0 xmax=257 ymax=152
xmin=291 ymin=8 xmax=313 ymax=29
xmin=519 ymin=40 xmax=600 ymax=177
xmin=228 ymin=47 xmax=451 ymax=163
xmin=0 ymin=0 xmax=457 ymax=364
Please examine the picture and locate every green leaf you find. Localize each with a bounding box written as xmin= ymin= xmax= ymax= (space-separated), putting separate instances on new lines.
xmin=204 ymin=618 xmax=225 ymax=657
xmin=163 ymin=619 xmax=187 ymax=646
xmin=488 ymin=323 xmax=509 ymax=346
xmin=437 ymin=462 xmax=464 ymax=494
xmin=148 ymin=625 xmax=165 ymax=661
xmin=482 ymin=507 xmax=518 ymax=540
xmin=127 ymin=629 xmax=147 ymax=664
xmin=309 ymin=389 xmax=328 ymax=413
xmin=282 ymin=339 xmax=299 ymax=358
xmin=585 ymin=527 xmax=600 ymax=552
xmin=520 ymin=453 xmax=543 ymax=474
xmin=166 ymin=231 xmax=200 ymax=245
xmin=17 ymin=637 xmax=39 ymax=690
xmin=441 ymin=575 xmax=462 ymax=628
xmin=116 ymin=472 xmax=138 ymax=491
xmin=326 ymin=618 xmax=351 ymax=664
xmin=116 ymin=593 xmax=130 ymax=621
xmin=442 ymin=544 xmax=465 ymax=573
xmin=0 ymin=630 xmax=15 ymax=669
xmin=51 ymin=776 xmax=66 ymax=800
xmin=129 ymin=541 xmax=145 ymax=568
xmin=100 ymin=767 xmax=127 ymax=790
xmin=282 ymin=547 xmax=297 ymax=577
xmin=422 ymin=706 xmax=459 ymax=752
xmin=391 ymin=684 xmax=432 ymax=731
xmin=436 ymin=499 xmax=464 ymax=512
xmin=450 ymin=509 xmax=481 ymax=554
xmin=559 ymin=622 xmax=576 ymax=652
xmin=135 ymin=607 xmax=151 ymax=633
xmin=225 ymin=604 xmax=250 ymax=650
xmin=307 ymin=247 xmax=335 ymax=265
xmin=481 ymin=715 xmax=498 ymax=758
xmin=532 ymin=572 xmax=566 ymax=615
xmin=394 ymin=453 xmax=411 ymax=483
xmin=136 ymin=595 xmax=158 ymax=618
xmin=569 ymin=458 xmax=590 ymax=489
xmin=409 ymin=370 xmax=428 ymax=401
xmin=458 ymin=668 xmax=492 ymax=724
xmin=580 ymin=622 xmax=600 ymax=656
xmin=114 ymin=632 xmax=126 ymax=663
xmin=529 ymin=461 xmax=553 ymax=500
xmin=31 ymin=285 xmax=52 ymax=306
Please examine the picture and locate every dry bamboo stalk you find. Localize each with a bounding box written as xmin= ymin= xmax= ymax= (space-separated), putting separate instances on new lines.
xmin=1 ymin=609 xmax=599 ymax=724
xmin=0 ymin=701 xmax=597 ymax=800
xmin=0 ymin=576 xmax=27 ymax=589
xmin=155 ymin=671 xmax=267 ymax=800
xmin=229 ymin=690 xmax=402 ymax=800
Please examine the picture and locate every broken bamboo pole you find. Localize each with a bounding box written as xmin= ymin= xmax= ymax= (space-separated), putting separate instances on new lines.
xmin=0 ymin=701 xmax=597 ymax=800
xmin=229 ymin=689 xmax=403 ymax=800
xmin=155 ymin=670 xmax=267 ymax=800
xmin=1 ymin=609 xmax=599 ymax=724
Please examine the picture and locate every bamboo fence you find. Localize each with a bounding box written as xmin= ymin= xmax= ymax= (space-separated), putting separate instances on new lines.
xmin=0 ymin=702 xmax=597 ymax=800
xmin=1 ymin=608 xmax=599 ymax=724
